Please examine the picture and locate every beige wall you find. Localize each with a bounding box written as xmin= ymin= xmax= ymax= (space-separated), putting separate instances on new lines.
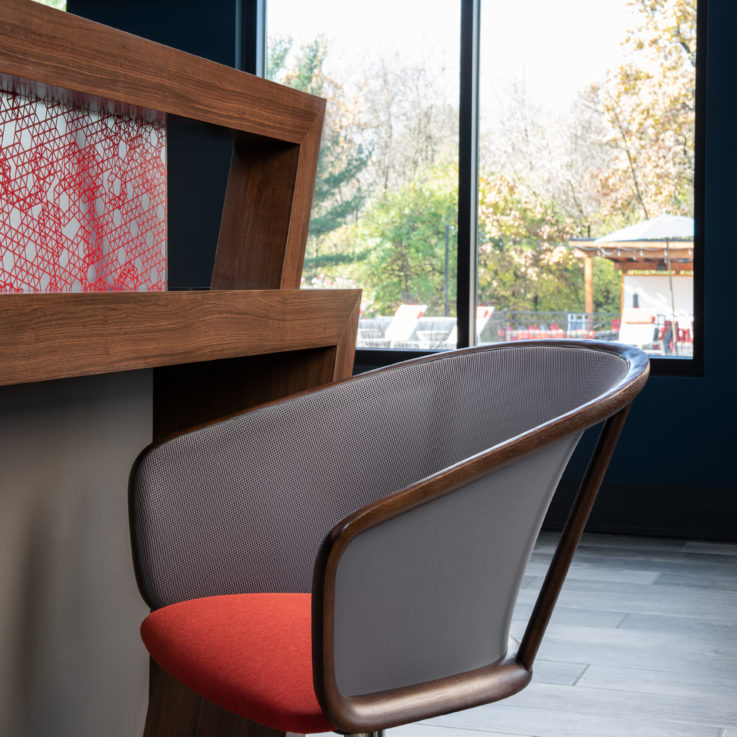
xmin=0 ymin=371 xmax=152 ymax=737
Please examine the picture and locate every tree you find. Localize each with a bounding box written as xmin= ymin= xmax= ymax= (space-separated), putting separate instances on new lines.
xmin=267 ymin=37 xmax=370 ymax=258
xmin=361 ymin=58 xmax=458 ymax=196
xmin=587 ymin=0 xmax=696 ymax=220
xmin=358 ymin=163 xmax=457 ymax=316
xmin=473 ymin=1 xmax=695 ymax=315
xmin=477 ymin=173 xmax=588 ymax=313
xmin=268 ymin=39 xmax=462 ymax=308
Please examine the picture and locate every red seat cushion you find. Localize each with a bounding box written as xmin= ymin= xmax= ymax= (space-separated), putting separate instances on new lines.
xmin=141 ymin=593 xmax=334 ymax=734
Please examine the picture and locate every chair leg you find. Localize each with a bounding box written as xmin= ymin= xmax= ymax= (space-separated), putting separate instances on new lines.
xmin=144 ymin=658 xmax=287 ymax=737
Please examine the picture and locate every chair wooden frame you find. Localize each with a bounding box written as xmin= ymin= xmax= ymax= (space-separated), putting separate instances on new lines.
xmin=312 ymin=341 xmax=648 ymax=732
xmin=132 ymin=340 xmax=647 ymax=737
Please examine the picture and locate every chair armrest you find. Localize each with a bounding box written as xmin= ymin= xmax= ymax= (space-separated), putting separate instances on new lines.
xmin=312 ymin=432 xmax=581 ymax=732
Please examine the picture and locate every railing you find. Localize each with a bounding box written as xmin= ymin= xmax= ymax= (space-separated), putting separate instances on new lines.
xmin=357 ymin=311 xmax=621 ymax=350
xmin=486 ymin=310 xmax=620 ymax=343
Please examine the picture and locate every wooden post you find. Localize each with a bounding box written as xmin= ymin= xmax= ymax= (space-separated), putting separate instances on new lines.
xmin=584 ymin=256 xmax=594 ymax=332
xmin=584 ymin=256 xmax=594 ymax=314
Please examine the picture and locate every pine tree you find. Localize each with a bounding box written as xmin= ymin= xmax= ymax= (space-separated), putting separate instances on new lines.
xmin=267 ymin=37 xmax=370 ymax=251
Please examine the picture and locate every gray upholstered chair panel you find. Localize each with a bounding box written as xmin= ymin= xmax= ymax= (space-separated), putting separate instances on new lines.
xmin=332 ymin=435 xmax=580 ymax=696
xmin=131 ymin=344 xmax=628 ymax=608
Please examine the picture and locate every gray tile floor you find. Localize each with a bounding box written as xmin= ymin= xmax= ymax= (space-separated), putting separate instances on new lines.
xmin=389 ymin=532 xmax=737 ymax=737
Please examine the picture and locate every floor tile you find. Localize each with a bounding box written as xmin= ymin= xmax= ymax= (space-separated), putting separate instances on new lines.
xmin=528 ymin=659 xmax=588 ymax=686
xmin=682 ymin=541 xmax=737 ymax=556
xmin=427 ymin=700 xmax=719 ymax=737
xmin=503 ymin=681 xmax=737 ymax=729
xmin=515 ymin=577 xmax=737 ymax=625
xmin=577 ymin=663 xmax=737 ymax=701
xmin=511 ymin=604 xmax=626 ymax=630
xmin=523 ymin=560 xmax=661 ymax=585
xmin=394 ymin=724 xmax=531 ymax=737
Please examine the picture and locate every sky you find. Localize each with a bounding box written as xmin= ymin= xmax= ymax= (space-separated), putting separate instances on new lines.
xmin=267 ymin=0 xmax=637 ymax=115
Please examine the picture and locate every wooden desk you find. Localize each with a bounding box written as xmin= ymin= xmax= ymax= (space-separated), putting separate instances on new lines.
xmin=0 ymin=4 xmax=360 ymax=735
xmin=0 ymin=290 xmax=359 ymax=737
xmin=0 ymin=289 xmax=360 ymax=438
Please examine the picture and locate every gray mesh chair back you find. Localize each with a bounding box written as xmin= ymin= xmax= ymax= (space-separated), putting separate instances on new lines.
xmin=130 ymin=340 xmax=648 ymax=733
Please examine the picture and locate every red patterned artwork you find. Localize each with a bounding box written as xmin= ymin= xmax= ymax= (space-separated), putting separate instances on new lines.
xmin=0 ymin=89 xmax=166 ymax=292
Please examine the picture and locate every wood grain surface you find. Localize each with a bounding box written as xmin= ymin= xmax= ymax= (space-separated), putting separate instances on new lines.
xmin=152 ymin=347 xmax=339 ymax=440
xmin=0 ymin=0 xmax=324 ymax=141
xmin=211 ymin=141 xmax=302 ymax=290
xmin=0 ymin=289 xmax=361 ymax=386
xmin=144 ymin=659 xmax=285 ymax=737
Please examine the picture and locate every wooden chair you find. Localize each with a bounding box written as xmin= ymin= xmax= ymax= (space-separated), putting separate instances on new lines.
xmin=129 ymin=340 xmax=648 ymax=737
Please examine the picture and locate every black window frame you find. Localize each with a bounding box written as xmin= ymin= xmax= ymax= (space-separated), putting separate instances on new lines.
xmin=247 ymin=0 xmax=705 ymax=377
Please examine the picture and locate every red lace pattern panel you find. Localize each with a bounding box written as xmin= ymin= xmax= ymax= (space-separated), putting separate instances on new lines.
xmin=0 ymin=90 xmax=166 ymax=293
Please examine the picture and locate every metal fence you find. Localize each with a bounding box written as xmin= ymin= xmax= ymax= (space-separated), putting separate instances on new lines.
xmin=357 ymin=311 xmax=620 ymax=350
xmin=484 ymin=310 xmax=620 ymax=343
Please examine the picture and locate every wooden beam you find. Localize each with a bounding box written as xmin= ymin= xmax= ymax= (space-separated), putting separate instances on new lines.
xmin=151 ymin=293 xmax=359 ymax=438
xmin=0 ymin=0 xmax=323 ymax=140
xmin=0 ymin=290 xmax=361 ymax=387
xmin=211 ymin=141 xmax=302 ymax=289
xmin=573 ymin=246 xmax=693 ymax=265
xmin=614 ymin=262 xmax=694 ymax=274
xmin=584 ymin=256 xmax=594 ymax=315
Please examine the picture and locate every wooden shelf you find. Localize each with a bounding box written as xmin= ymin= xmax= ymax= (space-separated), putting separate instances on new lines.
xmin=0 ymin=0 xmax=325 ymax=291
xmin=0 ymin=289 xmax=361 ymax=387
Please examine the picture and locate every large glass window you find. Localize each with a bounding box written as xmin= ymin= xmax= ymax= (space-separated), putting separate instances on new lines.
xmin=477 ymin=0 xmax=696 ymax=357
xmin=32 ymin=0 xmax=66 ymax=9
xmin=267 ymin=1 xmax=460 ymax=350
xmin=266 ymin=0 xmax=698 ymax=361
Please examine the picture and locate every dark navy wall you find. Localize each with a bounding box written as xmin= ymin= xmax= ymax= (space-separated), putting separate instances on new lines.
xmin=68 ymin=0 xmax=736 ymax=538
xmin=553 ymin=0 xmax=736 ymax=539
xmin=67 ymin=0 xmax=241 ymax=64
xmin=68 ymin=0 xmax=239 ymax=289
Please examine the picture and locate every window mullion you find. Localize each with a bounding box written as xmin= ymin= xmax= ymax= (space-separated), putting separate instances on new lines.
xmin=241 ymin=0 xmax=266 ymax=76
xmin=457 ymin=0 xmax=481 ymax=348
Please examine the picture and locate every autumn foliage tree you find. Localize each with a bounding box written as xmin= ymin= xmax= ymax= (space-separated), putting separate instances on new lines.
xmin=477 ymin=174 xmax=585 ymax=313
xmin=588 ymin=0 xmax=696 ymax=220
xmin=359 ymin=163 xmax=457 ymax=316
xmin=267 ymin=0 xmax=695 ymax=320
xmin=267 ymin=37 xmax=370 ymax=266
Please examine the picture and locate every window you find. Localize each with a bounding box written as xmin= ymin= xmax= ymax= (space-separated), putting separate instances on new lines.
xmin=477 ymin=0 xmax=698 ymax=360
xmin=263 ymin=0 xmax=701 ymax=369
xmin=266 ymin=1 xmax=460 ymax=350
xmin=32 ymin=0 xmax=66 ymax=9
